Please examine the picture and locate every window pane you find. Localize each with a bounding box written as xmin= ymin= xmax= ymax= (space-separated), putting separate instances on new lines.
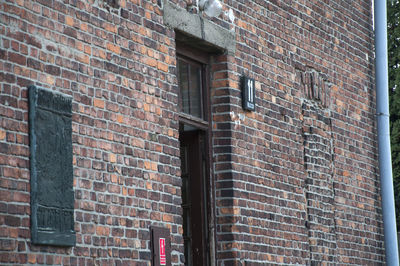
xmin=178 ymin=60 xmax=190 ymax=114
xmin=178 ymin=59 xmax=203 ymax=119
xmin=189 ymin=65 xmax=202 ymax=118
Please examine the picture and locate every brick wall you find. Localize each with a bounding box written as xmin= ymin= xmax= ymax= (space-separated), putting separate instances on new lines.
xmin=0 ymin=0 xmax=384 ymax=265
xmin=211 ymin=0 xmax=383 ymax=265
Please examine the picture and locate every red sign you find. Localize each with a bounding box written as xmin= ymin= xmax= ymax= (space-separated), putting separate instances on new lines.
xmin=159 ymin=238 xmax=166 ymax=265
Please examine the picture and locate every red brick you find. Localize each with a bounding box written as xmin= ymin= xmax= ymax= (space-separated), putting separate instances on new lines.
xmin=8 ymin=52 xmax=26 ymax=65
xmin=0 ymin=240 xmax=16 ymax=251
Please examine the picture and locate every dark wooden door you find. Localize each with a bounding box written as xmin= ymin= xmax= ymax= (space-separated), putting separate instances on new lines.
xmin=180 ymin=130 xmax=208 ymax=266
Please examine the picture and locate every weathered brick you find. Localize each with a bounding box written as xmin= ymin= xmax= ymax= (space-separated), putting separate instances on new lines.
xmin=8 ymin=52 xmax=26 ymax=65
xmin=120 ymin=9 xmax=129 ymax=19
xmin=27 ymin=58 xmax=43 ymax=71
xmin=44 ymin=64 xmax=60 ymax=76
xmin=4 ymin=215 xmax=21 ymax=227
xmin=63 ymin=27 xmax=77 ymax=38
xmin=25 ymin=35 xmax=42 ymax=49
xmin=0 ymin=49 xmax=6 ymax=59
xmin=0 ymin=239 xmax=16 ymax=251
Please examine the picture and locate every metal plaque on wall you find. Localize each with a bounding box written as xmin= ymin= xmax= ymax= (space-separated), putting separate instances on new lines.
xmin=241 ymin=76 xmax=255 ymax=111
xmin=29 ymin=85 xmax=75 ymax=246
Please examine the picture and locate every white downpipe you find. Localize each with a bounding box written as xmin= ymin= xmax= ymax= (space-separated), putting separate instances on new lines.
xmin=374 ymin=1 xmax=399 ymax=265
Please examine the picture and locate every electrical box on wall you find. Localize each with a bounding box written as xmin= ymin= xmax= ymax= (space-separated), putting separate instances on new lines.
xmin=241 ymin=76 xmax=255 ymax=111
xmin=151 ymin=226 xmax=171 ymax=266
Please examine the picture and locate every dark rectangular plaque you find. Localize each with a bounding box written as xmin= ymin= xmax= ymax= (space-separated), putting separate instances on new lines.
xmin=29 ymin=85 xmax=75 ymax=246
xmin=151 ymin=226 xmax=171 ymax=266
xmin=241 ymin=76 xmax=255 ymax=111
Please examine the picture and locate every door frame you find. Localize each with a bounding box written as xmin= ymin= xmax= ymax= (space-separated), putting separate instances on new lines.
xmin=177 ymin=45 xmax=216 ymax=265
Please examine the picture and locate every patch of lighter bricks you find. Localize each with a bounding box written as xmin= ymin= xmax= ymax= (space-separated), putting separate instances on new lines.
xmin=301 ymin=70 xmax=338 ymax=265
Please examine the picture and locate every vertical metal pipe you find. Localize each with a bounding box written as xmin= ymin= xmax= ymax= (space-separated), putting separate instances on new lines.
xmin=374 ymin=1 xmax=399 ymax=265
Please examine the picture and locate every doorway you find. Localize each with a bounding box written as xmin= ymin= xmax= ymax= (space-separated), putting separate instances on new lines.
xmin=179 ymin=128 xmax=208 ymax=266
xmin=177 ymin=48 xmax=212 ymax=265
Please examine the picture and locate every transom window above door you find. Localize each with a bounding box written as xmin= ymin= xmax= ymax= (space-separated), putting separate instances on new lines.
xmin=177 ymin=57 xmax=206 ymax=121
